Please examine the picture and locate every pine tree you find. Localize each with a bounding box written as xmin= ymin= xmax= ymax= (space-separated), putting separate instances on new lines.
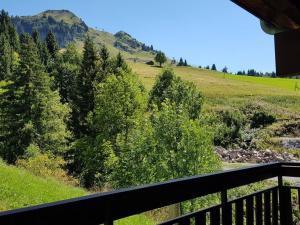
xmin=0 ymin=10 xmax=19 ymax=80
xmin=46 ymin=30 xmax=59 ymax=59
xmin=40 ymin=41 xmax=50 ymax=67
xmin=177 ymin=57 xmax=184 ymax=66
xmin=0 ymin=34 xmax=70 ymax=163
xmin=113 ymin=52 xmax=129 ymax=74
xmin=99 ymin=45 xmax=111 ymax=81
xmin=211 ymin=64 xmax=217 ymax=71
xmin=184 ymin=59 xmax=188 ymax=66
xmin=54 ymin=43 xmax=81 ymax=103
xmin=71 ymin=36 xmax=98 ymax=138
xmin=0 ymin=34 xmax=12 ymax=80
xmin=0 ymin=10 xmax=19 ymax=51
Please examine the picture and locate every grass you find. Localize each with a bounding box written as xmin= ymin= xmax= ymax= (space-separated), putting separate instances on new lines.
xmin=0 ymin=160 xmax=154 ymax=224
xmin=130 ymin=62 xmax=300 ymax=118
xmin=0 ymin=159 xmax=86 ymax=210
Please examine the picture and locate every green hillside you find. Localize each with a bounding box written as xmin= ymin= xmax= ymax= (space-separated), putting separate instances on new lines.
xmin=0 ymin=159 xmax=87 ymax=211
xmin=130 ymin=62 xmax=300 ymax=117
xmin=0 ymin=159 xmax=154 ymax=224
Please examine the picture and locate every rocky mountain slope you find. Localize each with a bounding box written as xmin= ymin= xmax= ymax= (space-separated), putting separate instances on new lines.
xmin=12 ymin=10 xmax=156 ymax=61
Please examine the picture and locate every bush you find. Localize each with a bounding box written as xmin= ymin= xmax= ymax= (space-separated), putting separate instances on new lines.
xmin=146 ymin=60 xmax=154 ymax=65
xmin=16 ymin=146 xmax=76 ymax=185
xmin=214 ymin=109 xmax=246 ymax=147
xmin=242 ymin=102 xmax=276 ymax=128
xmin=250 ymin=112 xmax=276 ymax=128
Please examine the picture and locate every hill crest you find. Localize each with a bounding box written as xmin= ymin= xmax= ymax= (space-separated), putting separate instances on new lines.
xmin=11 ymin=10 xmax=156 ymax=61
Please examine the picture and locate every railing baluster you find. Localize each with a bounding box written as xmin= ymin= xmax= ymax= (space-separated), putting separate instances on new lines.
xmin=222 ymin=203 xmax=232 ymax=225
xmin=221 ymin=190 xmax=232 ymax=225
xmin=235 ymin=200 xmax=244 ymax=225
xmin=255 ymin=193 xmax=263 ymax=225
xmin=264 ymin=191 xmax=271 ymax=225
xmin=210 ymin=207 xmax=220 ymax=225
xmin=195 ymin=212 xmax=206 ymax=225
xmin=272 ymin=188 xmax=278 ymax=225
xmin=279 ymin=187 xmax=293 ymax=225
xmin=246 ymin=197 xmax=254 ymax=225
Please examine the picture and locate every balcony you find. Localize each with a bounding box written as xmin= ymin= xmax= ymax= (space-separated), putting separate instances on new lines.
xmin=0 ymin=162 xmax=299 ymax=225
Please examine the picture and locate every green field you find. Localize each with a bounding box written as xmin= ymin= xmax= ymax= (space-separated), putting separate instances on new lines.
xmin=0 ymin=160 xmax=154 ymax=224
xmin=130 ymin=62 xmax=300 ymax=118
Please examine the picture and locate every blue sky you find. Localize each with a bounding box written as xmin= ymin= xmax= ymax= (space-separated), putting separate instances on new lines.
xmin=2 ymin=0 xmax=275 ymax=73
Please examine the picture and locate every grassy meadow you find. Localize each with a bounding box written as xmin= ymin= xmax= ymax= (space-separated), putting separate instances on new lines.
xmin=130 ymin=62 xmax=300 ymax=118
xmin=0 ymin=159 xmax=154 ymax=224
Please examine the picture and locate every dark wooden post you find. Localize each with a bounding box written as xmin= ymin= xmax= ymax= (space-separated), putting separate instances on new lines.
xmin=279 ymin=186 xmax=293 ymax=225
xmin=221 ymin=190 xmax=232 ymax=225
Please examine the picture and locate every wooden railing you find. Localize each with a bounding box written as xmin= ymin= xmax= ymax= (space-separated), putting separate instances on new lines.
xmin=0 ymin=162 xmax=300 ymax=225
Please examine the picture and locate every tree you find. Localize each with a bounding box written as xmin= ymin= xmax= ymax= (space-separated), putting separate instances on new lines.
xmin=211 ymin=64 xmax=217 ymax=71
xmin=0 ymin=10 xmax=19 ymax=51
xmin=70 ymin=36 xmax=99 ymax=138
xmin=114 ymin=102 xmax=220 ymax=214
xmin=154 ymin=51 xmax=167 ymax=67
xmin=0 ymin=34 xmax=70 ymax=163
xmin=54 ymin=43 xmax=81 ymax=103
xmin=98 ymin=45 xmax=111 ymax=81
xmin=74 ymin=72 xmax=146 ymax=187
xmin=149 ymin=69 xmax=203 ymax=119
xmin=222 ymin=66 xmax=228 ymax=73
xmin=184 ymin=59 xmax=188 ymax=66
xmin=112 ymin=52 xmax=129 ymax=74
xmin=177 ymin=57 xmax=184 ymax=66
xmin=0 ymin=34 xmax=12 ymax=80
xmin=46 ymin=30 xmax=59 ymax=59
xmin=92 ymin=72 xmax=147 ymax=144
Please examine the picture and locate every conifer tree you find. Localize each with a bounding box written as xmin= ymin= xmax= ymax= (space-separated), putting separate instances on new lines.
xmin=99 ymin=45 xmax=111 ymax=81
xmin=211 ymin=64 xmax=217 ymax=71
xmin=46 ymin=30 xmax=59 ymax=59
xmin=0 ymin=10 xmax=19 ymax=51
xmin=54 ymin=43 xmax=81 ymax=103
xmin=0 ymin=34 xmax=70 ymax=163
xmin=177 ymin=57 xmax=184 ymax=66
xmin=71 ymin=36 xmax=98 ymax=138
xmin=184 ymin=59 xmax=188 ymax=66
xmin=113 ymin=52 xmax=129 ymax=74
xmin=0 ymin=34 xmax=12 ymax=80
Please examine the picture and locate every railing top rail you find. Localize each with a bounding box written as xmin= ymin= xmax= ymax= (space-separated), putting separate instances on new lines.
xmin=0 ymin=162 xmax=299 ymax=225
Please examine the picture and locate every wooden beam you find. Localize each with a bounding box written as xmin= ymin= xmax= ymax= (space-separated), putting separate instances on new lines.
xmin=275 ymin=29 xmax=300 ymax=76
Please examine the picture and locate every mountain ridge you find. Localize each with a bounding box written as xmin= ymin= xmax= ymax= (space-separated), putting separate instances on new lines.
xmin=11 ymin=9 xmax=156 ymax=61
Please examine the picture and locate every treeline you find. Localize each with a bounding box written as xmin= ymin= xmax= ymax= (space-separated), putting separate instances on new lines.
xmin=197 ymin=63 xmax=276 ymax=77
xmin=236 ymin=69 xmax=276 ymax=77
xmin=0 ymin=9 xmax=219 ymax=210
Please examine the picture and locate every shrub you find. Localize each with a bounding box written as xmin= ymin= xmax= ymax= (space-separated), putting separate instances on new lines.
xmin=16 ymin=147 xmax=76 ymax=185
xmin=242 ymin=102 xmax=276 ymax=128
xmin=146 ymin=60 xmax=154 ymax=65
xmin=250 ymin=112 xmax=276 ymax=128
xmin=214 ymin=109 xmax=246 ymax=147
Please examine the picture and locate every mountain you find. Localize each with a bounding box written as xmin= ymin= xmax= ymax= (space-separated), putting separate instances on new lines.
xmin=11 ymin=10 xmax=156 ymax=61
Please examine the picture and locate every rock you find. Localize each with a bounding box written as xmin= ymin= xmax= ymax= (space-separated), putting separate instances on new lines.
xmin=215 ymin=146 xmax=297 ymax=163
